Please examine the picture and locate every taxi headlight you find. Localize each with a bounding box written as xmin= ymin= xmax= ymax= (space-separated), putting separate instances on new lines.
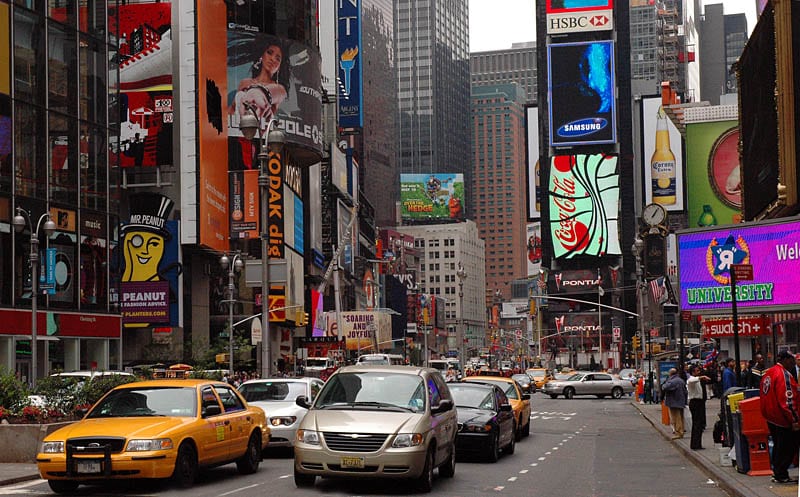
xmin=126 ymin=438 xmax=173 ymax=452
xmin=270 ymin=416 xmax=297 ymax=426
xmin=392 ymin=433 xmax=424 ymax=448
xmin=296 ymin=429 xmax=320 ymax=445
xmin=40 ymin=441 xmax=64 ymax=453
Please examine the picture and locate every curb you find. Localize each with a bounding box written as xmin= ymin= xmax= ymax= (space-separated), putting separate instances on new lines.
xmin=0 ymin=474 xmax=40 ymax=486
xmin=631 ymin=401 xmax=762 ymax=497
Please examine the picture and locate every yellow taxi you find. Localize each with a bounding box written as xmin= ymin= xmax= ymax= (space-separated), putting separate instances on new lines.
xmin=463 ymin=375 xmax=531 ymax=440
xmin=36 ymin=379 xmax=269 ymax=494
xmin=525 ymin=368 xmax=553 ymax=390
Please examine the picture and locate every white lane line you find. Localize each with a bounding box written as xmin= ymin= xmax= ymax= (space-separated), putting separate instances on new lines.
xmin=551 ymin=446 xmax=559 ymax=450
xmin=508 ymin=477 xmax=518 ymax=482
xmin=494 ymin=486 xmax=505 ymax=491
xmin=530 ymin=463 xmax=539 ymax=467
xmin=279 ymin=474 xmax=291 ymax=479
xmin=545 ymin=451 xmax=551 ymax=455
xmin=219 ymin=483 xmax=261 ymax=496
xmin=538 ymin=456 xmax=546 ymax=461
xmin=519 ymin=469 xmax=529 ymax=474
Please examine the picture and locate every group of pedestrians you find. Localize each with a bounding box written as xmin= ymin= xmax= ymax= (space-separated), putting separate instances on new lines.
xmin=660 ymin=351 xmax=799 ymax=485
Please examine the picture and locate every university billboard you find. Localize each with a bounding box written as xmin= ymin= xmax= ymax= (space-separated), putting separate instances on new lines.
xmin=526 ymin=106 xmax=542 ymax=220
xmin=677 ymin=219 xmax=800 ymax=312
xmin=641 ymin=96 xmax=685 ymax=211
xmin=685 ymin=121 xmax=741 ymax=227
xmin=548 ymin=154 xmax=621 ymax=258
xmin=547 ymin=41 xmax=616 ymax=146
xmin=337 ymin=0 xmax=363 ymax=129
xmin=400 ymin=173 xmax=465 ymax=221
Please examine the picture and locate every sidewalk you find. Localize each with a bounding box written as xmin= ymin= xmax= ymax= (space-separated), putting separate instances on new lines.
xmin=0 ymin=463 xmax=39 ymax=486
xmin=632 ymin=400 xmax=799 ymax=497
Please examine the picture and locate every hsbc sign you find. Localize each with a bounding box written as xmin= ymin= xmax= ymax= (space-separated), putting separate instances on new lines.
xmin=547 ymin=10 xmax=613 ymax=34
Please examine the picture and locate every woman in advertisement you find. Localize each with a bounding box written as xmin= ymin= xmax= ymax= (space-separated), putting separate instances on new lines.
xmin=229 ymin=36 xmax=290 ymax=124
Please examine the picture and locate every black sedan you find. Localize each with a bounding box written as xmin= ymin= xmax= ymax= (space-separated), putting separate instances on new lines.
xmin=448 ymin=382 xmax=516 ymax=462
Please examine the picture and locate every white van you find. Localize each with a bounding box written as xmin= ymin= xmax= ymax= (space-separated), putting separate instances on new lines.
xmin=356 ymin=354 xmax=405 ymax=366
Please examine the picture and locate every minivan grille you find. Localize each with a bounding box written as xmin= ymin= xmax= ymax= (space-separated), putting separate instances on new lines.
xmin=323 ymin=432 xmax=388 ymax=452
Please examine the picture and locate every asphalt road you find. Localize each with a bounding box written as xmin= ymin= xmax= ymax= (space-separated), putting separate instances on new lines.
xmin=0 ymin=394 xmax=731 ymax=497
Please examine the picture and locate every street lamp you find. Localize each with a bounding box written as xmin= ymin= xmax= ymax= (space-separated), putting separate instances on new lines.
xmin=239 ymin=105 xmax=285 ymax=379
xmin=456 ymin=262 xmax=467 ymax=365
xmin=13 ymin=208 xmax=57 ymax=388
xmin=632 ymin=236 xmax=654 ymax=402
xmin=219 ymin=252 xmax=244 ymax=377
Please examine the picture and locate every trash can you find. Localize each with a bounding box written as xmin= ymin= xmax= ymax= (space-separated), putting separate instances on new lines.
xmin=730 ymin=411 xmax=750 ymax=474
xmin=739 ymin=397 xmax=773 ymax=476
xmin=721 ymin=386 xmax=745 ymax=448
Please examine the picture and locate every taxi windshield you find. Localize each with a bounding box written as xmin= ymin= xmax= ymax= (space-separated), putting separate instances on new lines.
xmin=87 ymin=387 xmax=197 ymax=418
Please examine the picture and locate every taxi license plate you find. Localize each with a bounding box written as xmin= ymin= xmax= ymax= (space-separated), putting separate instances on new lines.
xmin=77 ymin=461 xmax=101 ymax=474
xmin=340 ymin=456 xmax=365 ymax=469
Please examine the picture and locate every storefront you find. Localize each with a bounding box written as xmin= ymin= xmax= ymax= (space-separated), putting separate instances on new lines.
xmin=0 ymin=309 xmax=122 ymax=383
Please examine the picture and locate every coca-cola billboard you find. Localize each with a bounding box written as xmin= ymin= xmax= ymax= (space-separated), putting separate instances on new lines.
xmin=548 ymin=154 xmax=621 ymax=258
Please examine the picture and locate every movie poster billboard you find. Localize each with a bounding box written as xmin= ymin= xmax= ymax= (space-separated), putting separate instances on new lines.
xmin=226 ymin=30 xmax=323 ymax=163
xmin=324 ymin=311 xmax=392 ymax=351
xmin=400 ymin=173 xmax=465 ymax=221
xmin=110 ymin=2 xmax=174 ymax=168
xmin=678 ymin=219 xmax=800 ymax=312
xmin=641 ymin=96 xmax=685 ymax=211
xmin=548 ymin=41 xmax=616 ymax=147
xmin=548 ymin=154 xmax=621 ymax=258
xmin=526 ymin=106 xmax=541 ymax=220
xmin=337 ymin=0 xmax=363 ymax=129
xmin=685 ymin=121 xmax=741 ymax=227
xmin=526 ymin=222 xmax=542 ymax=277
xmin=545 ymin=0 xmax=613 ymax=34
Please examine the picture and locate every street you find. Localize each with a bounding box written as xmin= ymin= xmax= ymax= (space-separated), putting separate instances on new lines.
xmin=0 ymin=395 xmax=730 ymax=497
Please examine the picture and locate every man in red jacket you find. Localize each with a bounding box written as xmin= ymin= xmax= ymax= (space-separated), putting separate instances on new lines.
xmin=760 ymin=350 xmax=800 ymax=484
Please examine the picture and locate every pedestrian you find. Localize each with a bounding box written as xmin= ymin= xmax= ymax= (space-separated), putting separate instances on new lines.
xmin=721 ymin=358 xmax=737 ymax=392
xmin=747 ymin=353 xmax=765 ymax=389
xmin=760 ymin=350 xmax=800 ymax=484
xmin=740 ymin=360 xmax=753 ymax=388
xmin=687 ymin=365 xmax=710 ymax=450
xmin=662 ymin=367 xmax=687 ymax=440
xmin=636 ymin=374 xmax=645 ymax=404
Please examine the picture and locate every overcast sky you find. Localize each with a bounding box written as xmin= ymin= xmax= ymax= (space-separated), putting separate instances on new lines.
xmin=469 ymin=1 xmax=759 ymax=53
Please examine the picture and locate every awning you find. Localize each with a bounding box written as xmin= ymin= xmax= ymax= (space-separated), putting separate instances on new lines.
xmin=771 ymin=312 xmax=800 ymax=326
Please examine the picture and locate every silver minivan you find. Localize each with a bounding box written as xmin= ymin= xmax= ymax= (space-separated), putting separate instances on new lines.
xmin=356 ymin=353 xmax=405 ymax=365
xmin=294 ymin=365 xmax=457 ymax=492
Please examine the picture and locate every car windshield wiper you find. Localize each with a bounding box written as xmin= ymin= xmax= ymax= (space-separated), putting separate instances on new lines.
xmin=318 ymin=401 xmax=412 ymax=412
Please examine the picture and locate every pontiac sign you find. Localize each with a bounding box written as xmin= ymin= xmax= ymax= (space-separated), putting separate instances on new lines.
xmin=547 ymin=10 xmax=613 ymax=34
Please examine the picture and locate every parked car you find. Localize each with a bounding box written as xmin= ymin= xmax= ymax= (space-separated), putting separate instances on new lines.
xmin=448 ymin=382 xmax=515 ymax=462
xmin=463 ymin=375 xmax=531 ymax=440
xmin=238 ymin=377 xmax=324 ymax=448
xmin=36 ymin=379 xmax=269 ymax=494
xmin=543 ymin=372 xmax=635 ymax=399
xmin=293 ymin=365 xmax=457 ymax=492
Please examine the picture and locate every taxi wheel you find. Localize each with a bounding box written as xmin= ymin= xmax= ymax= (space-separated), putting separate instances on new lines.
xmin=514 ymin=419 xmax=522 ymax=442
xmin=612 ymin=387 xmax=624 ymax=399
xmin=523 ymin=418 xmax=531 ymax=437
xmin=414 ymin=447 xmax=435 ymax=492
xmin=171 ymin=443 xmax=198 ymax=488
xmin=236 ymin=433 xmax=261 ymax=474
xmin=47 ymin=480 xmax=79 ymax=494
xmin=294 ymin=470 xmax=316 ymax=488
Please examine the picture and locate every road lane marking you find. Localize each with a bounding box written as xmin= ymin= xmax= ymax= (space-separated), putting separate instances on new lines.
xmin=538 ymin=456 xmax=546 ymax=461
xmin=545 ymin=451 xmax=551 ymax=455
xmin=494 ymin=486 xmax=505 ymax=491
xmin=219 ymin=484 xmax=260 ymax=496
xmin=519 ymin=469 xmax=529 ymax=474
xmin=508 ymin=477 xmax=517 ymax=482
xmin=279 ymin=474 xmax=291 ymax=478
xmin=530 ymin=463 xmax=538 ymax=467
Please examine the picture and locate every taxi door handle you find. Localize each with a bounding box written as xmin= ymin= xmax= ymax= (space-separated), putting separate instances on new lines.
xmin=224 ymin=420 xmax=231 ymax=425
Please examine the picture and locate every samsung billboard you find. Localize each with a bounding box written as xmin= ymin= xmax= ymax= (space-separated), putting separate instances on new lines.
xmin=678 ymin=219 xmax=800 ymax=312
xmin=547 ymin=40 xmax=617 ymax=147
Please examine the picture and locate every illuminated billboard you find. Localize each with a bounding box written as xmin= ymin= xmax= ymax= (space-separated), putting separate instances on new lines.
xmin=526 ymin=106 xmax=541 ymax=220
xmin=548 ymin=154 xmax=620 ymax=258
xmin=526 ymin=222 xmax=542 ymax=278
xmin=546 ymin=0 xmax=613 ymax=34
xmin=337 ymin=0 xmax=363 ymax=128
xmin=547 ymin=41 xmax=616 ymax=146
xmin=641 ymin=96 xmax=684 ymax=211
xmin=685 ymin=120 xmax=741 ymax=227
xmin=400 ymin=173 xmax=465 ymax=221
xmin=677 ymin=219 xmax=800 ymax=311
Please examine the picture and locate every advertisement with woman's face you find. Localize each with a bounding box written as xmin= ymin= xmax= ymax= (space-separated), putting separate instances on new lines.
xmin=226 ymin=30 xmax=323 ymax=166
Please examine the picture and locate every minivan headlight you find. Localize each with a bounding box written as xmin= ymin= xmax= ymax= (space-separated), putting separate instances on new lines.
xmin=392 ymin=433 xmax=424 ymax=448
xmin=296 ymin=429 xmax=321 ymax=445
xmin=40 ymin=441 xmax=64 ymax=453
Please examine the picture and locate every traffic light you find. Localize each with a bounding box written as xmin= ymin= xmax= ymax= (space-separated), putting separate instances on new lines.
xmin=303 ymin=312 xmax=310 ymax=326
xmin=632 ymin=336 xmax=640 ymax=350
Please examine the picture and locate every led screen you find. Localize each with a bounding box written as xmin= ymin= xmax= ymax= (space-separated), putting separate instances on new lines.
xmin=678 ymin=219 xmax=800 ymax=311
xmin=526 ymin=106 xmax=541 ymax=219
xmin=400 ymin=173 xmax=465 ymax=221
xmin=548 ymin=41 xmax=616 ymax=146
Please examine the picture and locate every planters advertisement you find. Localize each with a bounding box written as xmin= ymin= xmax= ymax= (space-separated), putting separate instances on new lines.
xmin=400 ymin=173 xmax=465 ymax=221
xmin=678 ymin=219 xmax=800 ymax=312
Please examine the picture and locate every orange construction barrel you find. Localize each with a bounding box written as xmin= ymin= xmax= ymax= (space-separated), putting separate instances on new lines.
xmin=661 ymin=401 xmax=670 ymax=425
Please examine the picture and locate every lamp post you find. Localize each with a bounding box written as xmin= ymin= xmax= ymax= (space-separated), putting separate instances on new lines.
xmin=632 ymin=237 xmax=649 ymax=394
xmin=456 ymin=262 xmax=467 ymax=365
xmin=13 ymin=208 xmax=56 ymax=388
xmin=219 ymin=252 xmax=244 ymax=377
xmin=239 ymin=106 xmax=285 ymax=379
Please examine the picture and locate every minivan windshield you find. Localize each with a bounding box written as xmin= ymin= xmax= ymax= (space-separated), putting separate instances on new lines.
xmin=315 ymin=372 xmax=426 ymax=413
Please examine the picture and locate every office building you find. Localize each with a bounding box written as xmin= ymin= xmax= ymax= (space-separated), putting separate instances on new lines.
xmin=470 ymin=42 xmax=538 ymax=105
xmin=699 ymin=3 xmax=748 ymax=105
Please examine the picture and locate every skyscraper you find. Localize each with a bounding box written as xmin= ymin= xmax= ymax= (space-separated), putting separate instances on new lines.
xmin=395 ymin=0 xmax=471 ymax=214
xmin=470 ymin=42 xmax=538 ymax=105
xmin=699 ymin=3 xmax=748 ymax=104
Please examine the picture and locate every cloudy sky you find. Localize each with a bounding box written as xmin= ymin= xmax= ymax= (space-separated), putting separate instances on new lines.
xmin=469 ymin=1 xmax=759 ymax=52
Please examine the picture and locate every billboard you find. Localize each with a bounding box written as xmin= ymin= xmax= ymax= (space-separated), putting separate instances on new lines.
xmin=229 ymin=169 xmax=259 ymax=239
xmin=400 ymin=173 xmax=465 ymax=221
xmin=337 ymin=0 xmax=363 ymax=128
xmin=548 ymin=269 xmax=601 ymax=294
xmin=526 ymin=222 xmax=542 ymax=277
xmin=545 ymin=0 xmax=613 ymax=34
xmin=546 ymin=0 xmax=613 ymax=13
xmin=324 ymin=311 xmax=392 ymax=351
xmin=685 ymin=121 xmax=741 ymax=227
xmin=641 ymin=96 xmax=684 ymax=211
xmin=548 ymin=154 xmax=621 ymax=258
xmin=226 ymin=30 xmax=323 ymax=158
xmin=525 ymin=106 xmax=541 ymax=220
xmin=548 ymin=41 xmax=616 ymax=146
xmin=553 ymin=312 xmax=604 ymax=349
xmin=677 ymin=219 xmax=800 ymax=312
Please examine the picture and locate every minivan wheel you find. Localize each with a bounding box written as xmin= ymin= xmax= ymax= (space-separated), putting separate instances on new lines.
xmin=415 ymin=447 xmax=435 ymax=492
xmin=294 ymin=470 xmax=316 ymax=488
xmin=439 ymin=445 xmax=456 ymax=478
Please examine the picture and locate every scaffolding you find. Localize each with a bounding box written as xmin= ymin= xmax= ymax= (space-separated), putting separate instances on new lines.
xmin=656 ymin=0 xmax=683 ymax=96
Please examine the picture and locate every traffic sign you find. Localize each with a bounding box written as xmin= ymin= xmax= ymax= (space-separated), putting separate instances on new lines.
xmin=613 ymin=326 xmax=621 ymax=339
xmin=649 ymin=328 xmax=659 ymax=337
xmin=731 ymin=264 xmax=753 ymax=281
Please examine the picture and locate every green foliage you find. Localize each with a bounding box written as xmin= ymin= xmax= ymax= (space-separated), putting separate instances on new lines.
xmin=75 ymin=375 xmax=137 ymax=408
xmin=0 ymin=368 xmax=29 ymax=410
xmin=32 ymin=374 xmax=137 ymax=415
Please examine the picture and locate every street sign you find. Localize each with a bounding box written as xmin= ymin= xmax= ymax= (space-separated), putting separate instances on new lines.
xmin=731 ymin=264 xmax=753 ymax=281
xmin=649 ymin=328 xmax=659 ymax=337
xmin=681 ymin=310 xmax=692 ymax=321
xmin=613 ymin=326 xmax=621 ymax=340
xmin=251 ymin=318 xmax=262 ymax=345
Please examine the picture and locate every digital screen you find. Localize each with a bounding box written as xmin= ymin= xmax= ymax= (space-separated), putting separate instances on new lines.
xmin=678 ymin=220 xmax=800 ymax=311
xmin=400 ymin=173 xmax=465 ymax=221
